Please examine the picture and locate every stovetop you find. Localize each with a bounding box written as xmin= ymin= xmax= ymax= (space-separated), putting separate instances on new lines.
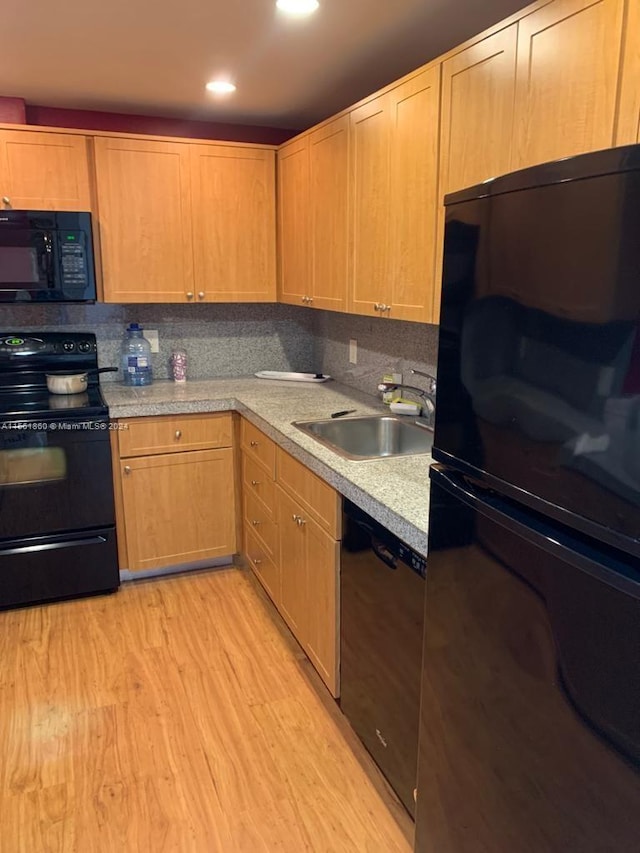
xmin=0 ymin=386 xmax=108 ymax=419
xmin=0 ymin=331 xmax=109 ymax=420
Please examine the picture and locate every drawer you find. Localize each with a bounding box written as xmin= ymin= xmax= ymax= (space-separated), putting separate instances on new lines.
xmin=243 ymin=455 xmax=276 ymax=513
xmin=245 ymin=528 xmax=280 ymax=606
xmin=241 ymin=419 xmax=276 ymax=477
xmin=118 ymin=413 xmax=233 ymax=457
xmin=276 ymin=448 xmax=340 ymax=538
xmin=243 ymin=490 xmax=278 ymax=558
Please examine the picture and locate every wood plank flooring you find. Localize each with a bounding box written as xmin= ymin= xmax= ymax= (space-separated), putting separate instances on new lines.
xmin=0 ymin=566 xmax=413 ymax=852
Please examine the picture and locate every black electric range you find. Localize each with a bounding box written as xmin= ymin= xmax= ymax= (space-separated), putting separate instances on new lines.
xmin=0 ymin=332 xmax=119 ymax=609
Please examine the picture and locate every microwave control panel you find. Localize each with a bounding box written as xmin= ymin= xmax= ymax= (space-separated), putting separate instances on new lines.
xmin=59 ymin=233 xmax=89 ymax=289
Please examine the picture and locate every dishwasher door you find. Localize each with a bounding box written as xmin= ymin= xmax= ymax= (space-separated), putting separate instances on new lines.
xmin=340 ymin=499 xmax=426 ymax=817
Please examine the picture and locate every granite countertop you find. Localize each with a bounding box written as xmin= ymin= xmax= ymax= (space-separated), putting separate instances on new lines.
xmin=103 ymin=377 xmax=431 ymax=555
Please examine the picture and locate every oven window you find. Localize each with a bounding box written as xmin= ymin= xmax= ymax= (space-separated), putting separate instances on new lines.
xmin=0 ymin=447 xmax=67 ymax=485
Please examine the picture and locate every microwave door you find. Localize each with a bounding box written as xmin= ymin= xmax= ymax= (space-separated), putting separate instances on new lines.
xmin=0 ymin=229 xmax=56 ymax=300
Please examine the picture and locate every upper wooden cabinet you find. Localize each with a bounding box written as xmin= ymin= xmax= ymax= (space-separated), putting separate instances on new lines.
xmin=95 ymin=136 xmax=276 ymax=303
xmin=513 ymin=0 xmax=625 ymax=169
xmin=191 ymin=144 xmax=276 ymax=302
xmin=94 ymin=136 xmax=194 ymax=303
xmin=616 ymin=0 xmax=640 ymax=144
xmin=349 ymin=93 xmax=392 ymax=318
xmin=309 ymin=116 xmax=349 ymax=312
xmin=277 ymin=116 xmax=349 ymax=312
xmin=388 ymin=66 xmax=441 ymax=323
xmin=0 ymin=130 xmax=92 ymax=211
xmin=277 ymin=136 xmax=310 ymax=306
xmin=440 ymin=26 xmax=517 ymax=196
xmin=349 ymin=66 xmax=440 ymax=322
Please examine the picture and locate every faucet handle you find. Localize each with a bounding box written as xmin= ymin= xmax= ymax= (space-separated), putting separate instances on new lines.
xmin=410 ymin=369 xmax=436 ymax=394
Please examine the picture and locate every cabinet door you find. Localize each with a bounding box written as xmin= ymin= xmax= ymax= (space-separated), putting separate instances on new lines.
xmin=434 ymin=25 xmax=518 ymax=322
xmin=309 ymin=116 xmax=349 ymax=312
xmin=0 ymin=130 xmax=91 ymax=211
xmin=191 ymin=144 xmax=276 ymax=302
xmin=440 ymin=26 xmax=517 ymax=196
xmin=305 ymin=520 xmax=339 ymax=697
xmin=616 ymin=0 xmax=640 ymax=144
xmin=277 ymin=136 xmax=310 ymax=306
xmin=94 ymin=136 xmax=194 ymax=303
xmin=120 ymin=448 xmax=236 ymax=571
xmin=513 ymin=0 xmax=624 ymax=169
xmin=276 ymin=486 xmax=308 ymax=641
xmin=388 ymin=66 xmax=440 ymax=323
xmin=348 ymin=93 xmax=392 ymax=317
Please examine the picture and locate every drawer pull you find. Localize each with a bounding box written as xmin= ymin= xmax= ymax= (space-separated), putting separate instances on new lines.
xmin=250 ymin=440 xmax=258 ymax=447
xmin=175 ymin=430 xmax=182 ymax=440
xmin=251 ymin=519 xmax=261 ymax=526
xmin=123 ymin=465 xmax=131 ymax=475
xmin=292 ymin=513 xmax=299 ymax=522
xmin=297 ymin=517 xmax=306 ymax=527
xmin=251 ymin=479 xmax=261 ymax=486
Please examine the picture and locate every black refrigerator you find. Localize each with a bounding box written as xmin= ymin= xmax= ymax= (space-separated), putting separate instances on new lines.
xmin=415 ymin=146 xmax=640 ymax=852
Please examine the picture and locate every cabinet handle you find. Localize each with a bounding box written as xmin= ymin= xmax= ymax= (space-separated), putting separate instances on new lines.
xmin=251 ymin=519 xmax=261 ymax=526
xmin=250 ymin=440 xmax=258 ymax=447
xmin=186 ymin=292 xmax=194 ymax=300
xmin=297 ymin=517 xmax=306 ymax=526
xmin=251 ymin=480 xmax=261 ymax=486
xmin=252 ymin=557 xmax=262 ymax=565
xmin=2 ymin=196 xmax=10 ymax=208
xmin=198 ymin=291 xmax=205 ymax=300
xmin=373 ymin=303 xmax=380 ymax=311
xmin=302 ymin=296 xmax=307 ymax=304
xmin=292 ymin=514 xmax=299 ymax=523
xmin=175 ymin=429 xmax=182 ymax=439
xmin=123 ymin=465 xmax=131 ymax=475
xmin=307 ymin=297 xmax=313 ymax=305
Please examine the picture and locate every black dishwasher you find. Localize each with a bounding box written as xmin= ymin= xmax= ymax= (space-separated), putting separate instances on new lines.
xmin=340 ymin=499 xmax=426 ymax=817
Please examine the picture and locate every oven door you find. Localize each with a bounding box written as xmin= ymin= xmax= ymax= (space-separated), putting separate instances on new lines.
xmin=0 ymin=415 xmax=115 ymax=541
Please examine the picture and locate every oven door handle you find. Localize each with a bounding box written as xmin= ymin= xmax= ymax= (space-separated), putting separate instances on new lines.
xmin=0 ymin=535 xmax=107 ymax=556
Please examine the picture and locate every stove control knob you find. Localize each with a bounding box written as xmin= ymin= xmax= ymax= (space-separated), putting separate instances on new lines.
xmin=78 ymin=341 xmax=91 ymax=353
xmin=62 ymin=340 xmax=75 ymax=352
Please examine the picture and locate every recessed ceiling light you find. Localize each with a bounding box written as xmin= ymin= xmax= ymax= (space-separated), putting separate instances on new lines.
xmin=205 ymin=80 xmax=237 ymax=95
xmin=276 ymin=0 xmax=320 ymax=17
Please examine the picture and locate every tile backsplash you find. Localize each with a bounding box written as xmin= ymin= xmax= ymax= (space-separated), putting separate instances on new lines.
xmin=313 ymin=310 xmax=439 ymax=397
xmin=0 ymin=302 xmax=438 ymax=397
xmin=0 ymin=303 xmax=317 ymax=380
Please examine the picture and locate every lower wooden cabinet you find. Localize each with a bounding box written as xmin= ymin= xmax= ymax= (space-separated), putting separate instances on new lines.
xmin=111 ymin=413 xmax=237 ymax=571
xmin=240 ymin=419 xmax=341 ymax=697
xmin=277 ymin=486 xmax=339 ymax=696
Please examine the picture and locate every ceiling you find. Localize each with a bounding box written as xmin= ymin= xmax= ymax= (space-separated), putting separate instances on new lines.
xmin=1 ymin=0 xmax=531 ymax=131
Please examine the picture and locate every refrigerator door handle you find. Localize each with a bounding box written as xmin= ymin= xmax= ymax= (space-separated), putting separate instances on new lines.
xmin=431 ymin=467 xmax=640 ymax=599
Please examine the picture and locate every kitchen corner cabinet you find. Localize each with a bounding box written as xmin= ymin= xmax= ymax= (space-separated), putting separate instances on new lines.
xmin=277 ymin=116 xmax=349 ymax=312
xmin=111 ymin=413 xmax=236 ymax=572
xmin=240 ymin=419 xmax=341 ymax=697
xmin=0 ymin=129 xmax=92 ymax=211
xmin=349 ymin=66 xmax=440 ymax=323
xmin=95 ymin=136 xmax=276 ymax=303
xmin=278 ymin=135 xmax=311 ymax=306
xmin=512 ymin=0 xmax=625 ymax=169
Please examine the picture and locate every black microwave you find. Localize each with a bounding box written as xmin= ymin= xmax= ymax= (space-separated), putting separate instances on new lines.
xmin=0 ymin=210 xmax=96 ymax=303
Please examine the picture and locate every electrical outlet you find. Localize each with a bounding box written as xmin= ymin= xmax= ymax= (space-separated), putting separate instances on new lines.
xmin=145 ymin=329 xmax=159 ymax=354
xmin=349 ymin=339 xmax=358 ymax=365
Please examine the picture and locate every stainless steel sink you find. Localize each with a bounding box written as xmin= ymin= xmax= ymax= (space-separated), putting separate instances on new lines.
xmin=292 ymin=415 xmax=433 ymax=460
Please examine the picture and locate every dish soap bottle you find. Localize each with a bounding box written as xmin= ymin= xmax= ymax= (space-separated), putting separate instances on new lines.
xmin=121 ymin=323 xmax=153 ymax=386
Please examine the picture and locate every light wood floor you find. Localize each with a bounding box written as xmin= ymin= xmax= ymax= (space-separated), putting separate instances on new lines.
xmin=0 ymin=566 xmax=413 ymax=852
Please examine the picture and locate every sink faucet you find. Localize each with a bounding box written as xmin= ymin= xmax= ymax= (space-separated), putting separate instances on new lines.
xmin=378 ymin=369 xmax=437 ymax=426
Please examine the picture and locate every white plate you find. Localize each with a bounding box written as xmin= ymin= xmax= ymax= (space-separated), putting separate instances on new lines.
xmin=255 ymin=371 xmax=330 ymax=383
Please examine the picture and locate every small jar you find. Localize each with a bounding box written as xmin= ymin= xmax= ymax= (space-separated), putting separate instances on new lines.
xmin=170 ymin=350 xmax=187 ymax=383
